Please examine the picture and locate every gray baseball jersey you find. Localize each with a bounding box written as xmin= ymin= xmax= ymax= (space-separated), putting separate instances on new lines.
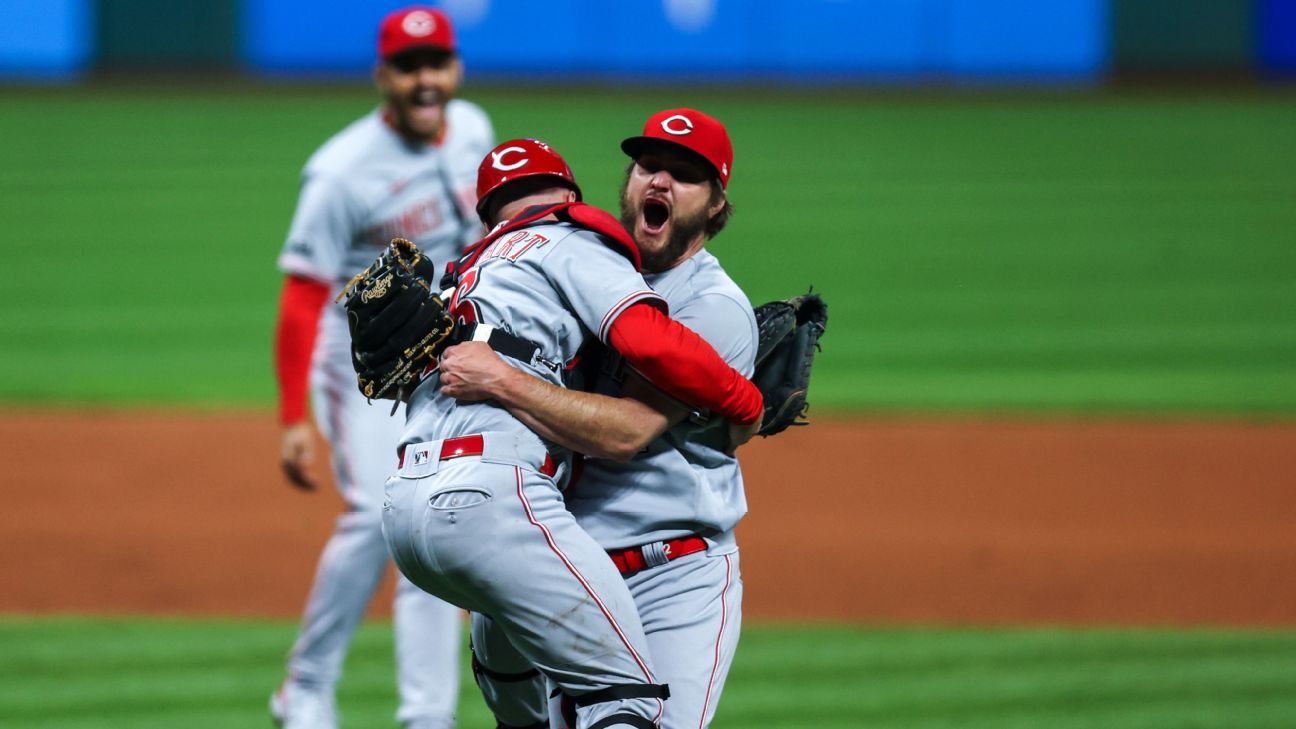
xmin=401 ymin=220 xmax=664 ymax=450
xmin=274 ymin=99 xmax=492 ymax=727
xmin=385 ymin=221 xmax=670 ymax=726
xmin=279 ymin=100 xmax=492 ymax=376
xmin=568 ymin=249 xmax=758 ymax=549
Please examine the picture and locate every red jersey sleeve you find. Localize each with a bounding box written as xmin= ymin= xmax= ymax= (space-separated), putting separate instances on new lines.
xmin=607 ymin=303 xmax=762 ymax=424
xmin=274 ymin=274 xmax=330 ymax=425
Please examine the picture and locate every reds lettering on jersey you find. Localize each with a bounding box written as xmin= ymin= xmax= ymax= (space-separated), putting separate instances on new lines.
xmin=276 ymin=100 xmax=494 ymax=368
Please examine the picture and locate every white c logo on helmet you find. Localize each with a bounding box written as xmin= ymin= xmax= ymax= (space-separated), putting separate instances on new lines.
xmin=491 ymin=146 xmax=529 ymax=171
xmin=660 ymin=114 xmax=694 ymax=136
xmin=402 ymin=11 xmax=436 ymax=37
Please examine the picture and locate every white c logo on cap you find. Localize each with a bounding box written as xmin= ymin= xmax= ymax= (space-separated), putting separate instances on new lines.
xmin=402 ymin=11 xmax=436 ymax=37
xmin=491 ymin=146 xmax=529 ymax=171
xmin=660 ymin=114 xmax=694 ymax=136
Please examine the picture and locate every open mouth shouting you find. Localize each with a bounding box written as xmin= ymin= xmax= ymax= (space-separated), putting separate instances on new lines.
xmin=409 ymin=88 xmax=444 ymax=124
xmin=640 ymin=197 xmax=672 ymax=237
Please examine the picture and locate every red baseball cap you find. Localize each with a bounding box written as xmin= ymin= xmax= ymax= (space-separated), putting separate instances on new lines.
xmin=621 ymin=108 xmax=733 ymax=188
xmin=378 ymin=6 xmax=455 ymax=59
xmin=476 ymin=139 xmax=582 ymax=220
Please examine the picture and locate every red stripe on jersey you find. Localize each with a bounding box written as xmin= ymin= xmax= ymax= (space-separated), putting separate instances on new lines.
xmin=698 ymin=553 xmax=734 ymax=728
xmin=598 ymin=290 xmax=666 ymax=343
xmin=511 ymin=467 xmax=656 ymax=683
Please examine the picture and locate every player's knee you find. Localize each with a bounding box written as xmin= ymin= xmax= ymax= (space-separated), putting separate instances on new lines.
xmin=470 ymin=647 xmax=542 ymax=687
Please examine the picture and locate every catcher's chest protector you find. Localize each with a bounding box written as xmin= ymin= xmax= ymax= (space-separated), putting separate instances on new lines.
xmin=442 ymin=202 xmax=642 ymax=292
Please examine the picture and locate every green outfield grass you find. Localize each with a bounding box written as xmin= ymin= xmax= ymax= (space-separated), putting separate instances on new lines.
xmin=2 ymin=616 xmax=1294 ymax=728
xmin=1 ymin=85 xmax=1293 ymax=414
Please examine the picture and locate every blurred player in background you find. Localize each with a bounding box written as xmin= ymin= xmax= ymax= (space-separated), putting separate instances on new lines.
xmin=439 ymin=109 xmax=753 ymax=728
xmin=271 ymin=7 xmax=493 ymax=729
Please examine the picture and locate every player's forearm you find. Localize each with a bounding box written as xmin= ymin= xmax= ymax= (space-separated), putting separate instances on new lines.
xmin=609 ymin=304 xmax=762 ymax=425
xmin=493 ymin=368 xmax=670 ymax=461
xmin=274 ymin=274 xmax=329 ymax=425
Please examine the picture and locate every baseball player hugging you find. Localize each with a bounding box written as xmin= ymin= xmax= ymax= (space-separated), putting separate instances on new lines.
xmin=433 ymin=109 xmax=774 ymax=729
xmin=349 ymin=137 xmax=763 ymax=729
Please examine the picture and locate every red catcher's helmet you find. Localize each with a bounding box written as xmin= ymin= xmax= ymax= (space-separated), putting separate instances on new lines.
xmin=475 ymin=138 xmax=582 ymax=221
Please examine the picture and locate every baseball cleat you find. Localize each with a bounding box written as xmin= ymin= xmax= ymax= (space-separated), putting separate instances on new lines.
xmin=269 ymin=680 xmax=338 ymax=729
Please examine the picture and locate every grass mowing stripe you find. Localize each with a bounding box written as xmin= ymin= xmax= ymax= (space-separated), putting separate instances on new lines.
xmin=2 ymin=618 xmax=1295 ymax=729
xmin=716 ymin=627 xmax=1296 ymax=729
xmin=1 ymin=87 xmax=1293 ymax=413
xmin=812 ymin=369 xmax=1296 ymax=413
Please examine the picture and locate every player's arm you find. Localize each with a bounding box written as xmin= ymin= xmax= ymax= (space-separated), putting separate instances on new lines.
xmin=439 ymin=296 xmax=762 ymax=456
xmin=273 ymin=171 xmax=355 ymax=490
xmin=607 ymin=302 xmax=762 ymax=427
xmin=274 ymin=274 xmax=330 ymax=490
xmin=538 ymin=235 xmax=762 ymax=427
xmin=648 ymin=289 xmax=761 ymax=451
xmin=439 ymin=342 xmax=685 ymax=461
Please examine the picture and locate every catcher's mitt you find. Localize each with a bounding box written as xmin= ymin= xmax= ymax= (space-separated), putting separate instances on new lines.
xmin=337 ymin=238 xmax=455 ymax=402
xmin=751 ymin=291 xmax=828 ymax=436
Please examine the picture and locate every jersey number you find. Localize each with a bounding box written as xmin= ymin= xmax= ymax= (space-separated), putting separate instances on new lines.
xmin=449 ymin=268 xmax=482 ymax=326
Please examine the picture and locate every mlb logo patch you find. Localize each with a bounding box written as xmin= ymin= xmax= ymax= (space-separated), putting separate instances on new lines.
xmin=400 ymin=441 xmax=440 ymax=478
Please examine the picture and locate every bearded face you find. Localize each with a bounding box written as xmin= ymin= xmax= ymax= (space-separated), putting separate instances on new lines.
xmin=620 ymin=182 xmax=710 ymax=273
xmin=618 ymin=147 xmax=724 ymax=273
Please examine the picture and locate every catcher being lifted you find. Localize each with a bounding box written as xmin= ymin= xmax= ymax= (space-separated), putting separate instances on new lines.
xmin=339 ymin=238 xmax=829 ymax=437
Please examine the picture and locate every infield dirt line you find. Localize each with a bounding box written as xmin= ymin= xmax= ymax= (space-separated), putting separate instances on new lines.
xmin=2 ymin=410 xmax=1293 ymax=625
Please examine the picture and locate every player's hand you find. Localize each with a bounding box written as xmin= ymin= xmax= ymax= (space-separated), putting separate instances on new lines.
xmin=438 ymin=341 xmax=514 ymax=402
xmin=724 ymin=416 xmax=761 ymax=456
xmin=280 ymin=421 xmax=319 ymax=492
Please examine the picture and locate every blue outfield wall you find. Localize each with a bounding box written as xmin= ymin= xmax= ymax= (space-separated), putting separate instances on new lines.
xmin=937 ymin=0 xmax=1110 ymax=79
xmin=4 ymin=0 xmax=1294 ymax=82
xmin=241 ymin=0 xmax=409 ymax=73
xmin=0 ymin=0 xmax=94 ymax=80
xmin=36 ymin=0 xmax=1296 ymax=82
xmin=1261 ymin=0 xmax=1296 ymax=71
xmin=241 ymin=0 xmax=1111 ymax=81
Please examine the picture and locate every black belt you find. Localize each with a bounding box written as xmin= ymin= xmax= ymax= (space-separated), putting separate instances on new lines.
xmin=456 ymin=322 xmax=558 ymax=372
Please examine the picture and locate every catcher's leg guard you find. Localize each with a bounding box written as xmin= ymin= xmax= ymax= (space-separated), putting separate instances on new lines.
xmin=469 ymin=614 xmax=549 ymax=729
xmin=552 ymin=684 xmax=670 ymax=729
xmin=471 ymin=646 xmax=542 ymax=685
xmin=586 ymin=717 xmax=657 ymax=729
xmin=470 ymin=648 xmax=548 ymax=728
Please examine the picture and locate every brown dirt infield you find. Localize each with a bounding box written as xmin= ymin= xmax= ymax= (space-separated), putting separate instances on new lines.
xmin=2 ymin=410 xmax=1294 ymax=625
